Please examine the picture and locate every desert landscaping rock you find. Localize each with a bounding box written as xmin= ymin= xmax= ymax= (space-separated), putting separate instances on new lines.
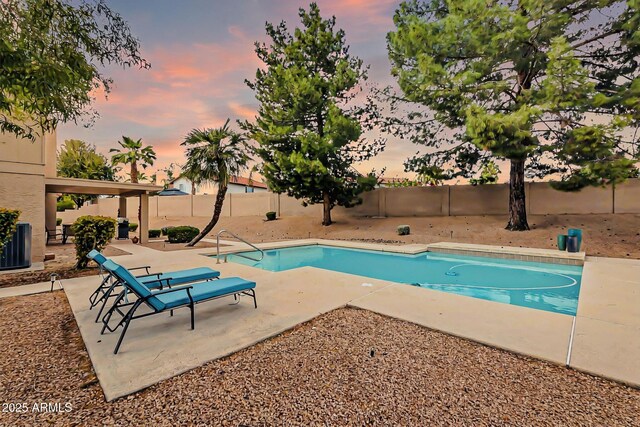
xmin=1 ymin=293 xmax=639 ymax=426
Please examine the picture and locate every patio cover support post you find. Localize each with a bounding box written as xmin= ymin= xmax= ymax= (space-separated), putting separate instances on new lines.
xmin=139 ymin=193 xmax=149 ymax=244
xmin=45 ymin=193 xmax=57 ymax=231
xmin=118 ymin=196 xmax=127 ymax=219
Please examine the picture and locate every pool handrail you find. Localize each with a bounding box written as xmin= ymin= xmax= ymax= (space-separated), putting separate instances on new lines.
xmin=216 ymin=229 xmax=264 ymax=264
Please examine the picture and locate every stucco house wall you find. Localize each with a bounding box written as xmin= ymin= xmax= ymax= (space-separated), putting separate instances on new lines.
xmin=0 ymin=130 xmax=56 ymax=264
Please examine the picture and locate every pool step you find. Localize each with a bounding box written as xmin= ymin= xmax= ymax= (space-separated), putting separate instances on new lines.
xmin=427 ymin=242 xmax=585 ymax=266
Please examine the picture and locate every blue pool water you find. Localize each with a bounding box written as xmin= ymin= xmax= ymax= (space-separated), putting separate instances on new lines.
xmin=225 ymin=245 xmax=582 ymax=315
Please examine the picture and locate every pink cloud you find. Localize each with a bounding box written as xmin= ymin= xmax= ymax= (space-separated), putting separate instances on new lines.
xmin=85 ymin=30 xmax=263 ymax=131
xmin=322 ymin=0 xmax=397 ymax=26
xmin=60 ymin=2 xmax=414 ymax=179
xmin=228 ymin=102 xmax=257 ymax=121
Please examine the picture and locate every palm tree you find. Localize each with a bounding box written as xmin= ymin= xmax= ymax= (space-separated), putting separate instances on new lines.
xmin=161 ymin=163 xmax=177 ymax=189
xmin=181 ymin=120 xmax=250 ymax=246
xmin=110 ymin=136 xmax=157 ymax=183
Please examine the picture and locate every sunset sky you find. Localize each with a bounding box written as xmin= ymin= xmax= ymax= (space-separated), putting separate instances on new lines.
xmin=58 ymin=0 xmax=417 ymax=181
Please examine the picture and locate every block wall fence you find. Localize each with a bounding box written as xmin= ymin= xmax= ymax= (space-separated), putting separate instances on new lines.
xmin=57 ymin=179 xmax=640 ymax=223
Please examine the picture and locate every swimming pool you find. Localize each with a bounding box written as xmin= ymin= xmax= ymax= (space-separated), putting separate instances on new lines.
xmin=224 ymin=245 xmax=582 ymax=315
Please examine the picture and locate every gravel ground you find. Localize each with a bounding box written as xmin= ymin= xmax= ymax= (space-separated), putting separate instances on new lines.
xmin=1 ymin=293 xmax=640 ymax=426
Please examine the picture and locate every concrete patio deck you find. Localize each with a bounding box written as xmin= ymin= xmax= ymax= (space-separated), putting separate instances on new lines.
xmin=11 ymin=239 xmax=638 ymax=400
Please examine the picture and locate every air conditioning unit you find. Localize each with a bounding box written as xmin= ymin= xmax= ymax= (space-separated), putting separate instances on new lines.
xmin=0 ymin=222 xmax=32 ymax=270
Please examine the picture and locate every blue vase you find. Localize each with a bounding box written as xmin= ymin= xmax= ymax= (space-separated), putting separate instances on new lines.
xmin=557 ymin=234 xmax=567 ymax=251
xmin=567 ymin=236 xmax=579 ymax=253
xmin=567 ymin=228 xmax=582 ymax=252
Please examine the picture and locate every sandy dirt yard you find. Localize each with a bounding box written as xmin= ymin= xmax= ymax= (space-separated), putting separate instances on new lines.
xmin=1 ymin=293 xmax=639 ymax=426
xmin=150 ymin=213 xmax=640 ymax=259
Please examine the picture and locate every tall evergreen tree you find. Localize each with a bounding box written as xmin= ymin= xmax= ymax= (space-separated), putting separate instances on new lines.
xmin=245 ymin=3 xmax=384 ymax=226
xmin=386 ymin=0 xmax=640 ymax=230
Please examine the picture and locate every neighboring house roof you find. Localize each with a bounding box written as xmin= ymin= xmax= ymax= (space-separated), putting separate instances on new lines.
xmin=170 ymin=175 xmax=268 ymax=189
xmin=157 ymin=187 xmax=189 ymax=196
xmin=228 ymin=176 xmax=268 ymax=189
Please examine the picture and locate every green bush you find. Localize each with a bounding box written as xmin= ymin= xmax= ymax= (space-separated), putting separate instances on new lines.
xmin=266 ymin=211 xmax=277 ymax=221
xmin=56 ymin=197 xmax=75 ymax=212
xmin=72 ymin=215 xmax=116 ymax=269
xmin=0 ymin=208 xmax=20 ymax=255
xmin=56 ymin=217 xmax=63 ymax=226
xmin=161 ymin=226 xmax=175 ymax=236
xmin=128 ymin=222 xmax=138 ymax=232
xmin=149 ymin=229 xmax=161 ymax=238
xmin=397 ymin=225 xmax=410 ymax=236
xmin=167 ymin=226 xmax=200 ymax=243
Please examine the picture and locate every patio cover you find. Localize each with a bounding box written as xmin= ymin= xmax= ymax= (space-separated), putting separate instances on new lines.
xmin=45 ymin=177 xmax=162 ymax=243
xmin=45 ymin=177 xmax=162 ymax=196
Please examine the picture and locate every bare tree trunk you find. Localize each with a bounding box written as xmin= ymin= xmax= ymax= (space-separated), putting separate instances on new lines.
xmin=186 ymin=184 xmax=227 ymax=246
xmin=322 ymin=191 xmax=332 ymax=226
xmin=130 ymin=160 xmax=138 ymax=183
xmin=506 ymin=158 xmax=529 ymax=231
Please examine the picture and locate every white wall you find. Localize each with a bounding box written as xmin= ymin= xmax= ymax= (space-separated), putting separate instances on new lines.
xmin=172 ymin=177 xmax=194 ymax=194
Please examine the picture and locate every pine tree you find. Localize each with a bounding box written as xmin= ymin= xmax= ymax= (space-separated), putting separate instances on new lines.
xmin=386 ymin=0 xmax=640 ymax=230
xmin=245 ymin=3 xmax=384 ymax=226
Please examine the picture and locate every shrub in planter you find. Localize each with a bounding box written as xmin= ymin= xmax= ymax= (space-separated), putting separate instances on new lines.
xmin=167 ymin=226 xmax=200 ymax=243
xmin=397 ymin=225 xmax=410 ymax=236
xmin=72 ymin=215 xmax=116 ymax=268
xmin=265 ymin=211 xmax=277 ymax=221
xmin=56 ymin=217 xmax=63 ymax=226
xmin=128 ymin=222 xmax=138 ymax=232
xmin=149 ymin=229 xmax=161 ymax=238
xmin=161 ymin=226 xmax=175 ymax=236
xmin=0 ymin=208 xmax=20 ymax=256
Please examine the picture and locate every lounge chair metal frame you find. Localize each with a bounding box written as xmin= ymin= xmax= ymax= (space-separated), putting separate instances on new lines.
xmin=101 ymin=273 xmax=257 ymax=354
xmin=87 ymin=249 xmax=220 ymax=324
xmin=89 ymin=264 xmax=154 ymax=323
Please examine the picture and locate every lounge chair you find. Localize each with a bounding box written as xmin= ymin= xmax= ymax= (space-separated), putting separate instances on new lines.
xmin=86 ymin=249 xmax=220 ymax=323
xmin=100 ymin=259 xmax=257 ymax=354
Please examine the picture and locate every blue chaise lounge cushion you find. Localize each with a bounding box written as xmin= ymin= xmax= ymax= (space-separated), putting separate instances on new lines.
xmin=89 ymin=247 xmax=220 ymax=289
xmin=87 ymin=249 xmax=108 ymax=265
xmin=140 ymin=267 xmax=220 ymax=289
xmin=154 ymin=277 xmax=256 ymax=310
